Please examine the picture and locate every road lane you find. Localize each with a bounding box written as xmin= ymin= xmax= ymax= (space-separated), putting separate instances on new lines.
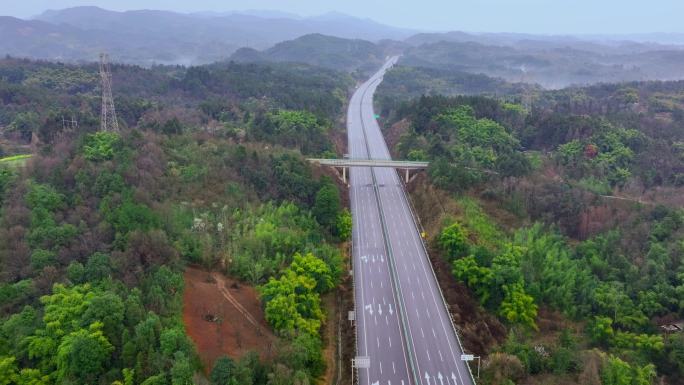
xmin=349 ymin=60 xmax=412 ymax=385
xmin=349 ymin=58 xmax=476 ymax=385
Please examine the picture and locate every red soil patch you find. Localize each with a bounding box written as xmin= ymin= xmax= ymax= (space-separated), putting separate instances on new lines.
xmin=183 ymin=266 xmax=276 ymax=372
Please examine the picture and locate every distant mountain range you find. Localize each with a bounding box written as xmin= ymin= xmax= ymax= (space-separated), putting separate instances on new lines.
xmin=3 ymin=6 xmax=684 ymax=88
xmin=237 ymin=31 xmax=684 ymax=87
xmin=0 ymin=6 xmax=415 ymax=66
xmin=405 ymin=31 xmax=684 ymax=53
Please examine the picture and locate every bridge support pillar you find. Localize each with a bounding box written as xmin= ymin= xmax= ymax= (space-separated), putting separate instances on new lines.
xmin=342 ymin=167 xmax=347 ymax=184
xmin=405 ymin=168 xmax=409 ymax=183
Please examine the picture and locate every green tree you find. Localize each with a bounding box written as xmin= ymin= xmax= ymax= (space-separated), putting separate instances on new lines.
xmin=56 ymin=323 xmax=114 ymax=383
xmin=162 ymin=118 xmax=183 ymax=135
xmin=289 ymin=253 xmax=334 ymax=293
xmin=601 ymin=355 xmax=633 ymax=385
xmin=491 ymin=246 xmax=525 ymax=287
xmin=499 ymin=283 xmax=538 ymax=330
xmin=433 ymin=105 xmax=529 ymax=180
xmin=66 ymin=262 xmax=85 ymax=284
xmin=407 ymin=149 xmax=428 ymax=161
xmin=123 ymin=289 xmax=146 ymax=328
xmin=211 ymin=356 xmax=237 ymax=385
xmin=513 ymin=225 xmax=592 ymax=317
xmin=601 ymin=355 xmax=655 ymax=385
xmin=26 ymin=183 xmax=64 ymax=212
xmin=292 ymin=370 xmax=311 ymax=385
xmin=312 ymin=183 xmax=340 ymax=232
xmin=1 ymin=305 xmax=40 ymax=362
xmin=83 ymin=131 xmax=122 ymax=161
xmin=30 ymin=249 xmax=55 ymax=271
xmin=266 ymin=363 xmax=293 ymax=385
xmin=144 ymin=266 xmax=184 ymax=317
xmin=121 ymin=368 xmax=135 ymax=385
xmin=439 ymin=222 xmax=470 ymax=259
xmin=336 ymin=209 xmax=352 ymax=241
xmin=17 ymin=368 xmax=49 ymax=385
xmin=101 ymin=196 xmax=159 ymax=237
xmin=85 ymin=252 xmax=112 ymax=282
xmin=234 ymin=352 xmax=262 ymax=385
xmin=260 ymin=270 xmax=323 ymax=336
xmin=587 ymin=316 xmax=615 ymax=346
xmin=26 ymin=183 xmax=78 ymax=250
xmin=170 ymin=352 xmax=193 ymax=385
xmin=24 ymin=283 xmax=122 ymax=376
xmin=662 ymin=334 xmax=684 ymax=379
xmin=631 ymin=364 xmax=656 ymax=385
xmin=81 ymin=291 xmax=125 ymax=345
xmin=452 ymin=256 xmax=494 ymax=305
xmin=0 ymin=356 xmax=18 ymax=385
xmin=613 ymin=332 xmax=664 ymax=359
xmin=257 ymin=110 xmax=330 ymax=154
xmin=288 ymin=333 xmax=325 ymax=377
xmin=557 ymin=140 xmax=583 ymax=165
xmin=159 ymin=327 xmax=189 ymax=358
xmin=9 ymin=112 xmax=40 ymax=134
xmin=592 ymin=282 xmax=647 ymax=330
xmin=0 ymin=168 xmax=16 ymax=206
xmin=550 ymin=346 xmax=577 ymax=375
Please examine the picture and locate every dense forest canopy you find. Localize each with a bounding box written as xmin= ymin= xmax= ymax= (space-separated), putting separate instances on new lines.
xmin=376 ymin=68 xmax=684 ymax=384
xmin=0 ymin=57 xmax=353 ymax=385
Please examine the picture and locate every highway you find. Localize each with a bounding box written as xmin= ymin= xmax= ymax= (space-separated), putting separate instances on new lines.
xmin=349 ymin=58 xmax=476 ymax=385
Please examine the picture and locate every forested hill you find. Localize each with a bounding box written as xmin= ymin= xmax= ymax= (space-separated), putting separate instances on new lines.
xmin=375 ymin=74 xmax=684 ymax=384
xmin=0 ymin=57 xmax=355 ymax=384
xmin=230 ymin=34 xmax=388 ymax=74
xmin=375 ymin=65 xmax=537 ymax=102
xmin=0 ymin=57 xmax=352 ymax=146
xmin=398 ymin=40 xmax=684 ymax=88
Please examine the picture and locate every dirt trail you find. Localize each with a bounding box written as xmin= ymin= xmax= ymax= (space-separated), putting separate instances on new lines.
xmin=183 ymin=267 xmax=275 ymax=371
xmin=211 ymin=272 xmax=268 ymax=334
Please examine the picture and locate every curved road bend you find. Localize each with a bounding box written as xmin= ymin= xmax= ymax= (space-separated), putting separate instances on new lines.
xmin=349 ymin=58 xmax=476 ymax=385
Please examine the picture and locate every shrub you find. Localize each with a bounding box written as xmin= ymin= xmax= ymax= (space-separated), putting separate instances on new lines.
xmin=83 ymin=132 xmax=121 ymax=161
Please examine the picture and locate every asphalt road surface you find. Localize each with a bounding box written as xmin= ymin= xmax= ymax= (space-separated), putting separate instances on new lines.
xmin=349 ymin=58 xmax=476 ymax=385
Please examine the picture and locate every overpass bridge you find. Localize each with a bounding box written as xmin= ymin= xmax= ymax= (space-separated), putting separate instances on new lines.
xmin=307 ymin=158 xmax=429 ymax=183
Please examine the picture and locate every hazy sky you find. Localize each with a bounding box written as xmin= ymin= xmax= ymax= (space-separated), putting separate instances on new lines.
xmin=5 ymin=0 xmax=684 ymax=34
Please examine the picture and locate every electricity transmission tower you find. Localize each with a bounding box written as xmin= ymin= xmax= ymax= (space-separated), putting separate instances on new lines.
xmin=99 ymin=53 xmax=119 ymax=132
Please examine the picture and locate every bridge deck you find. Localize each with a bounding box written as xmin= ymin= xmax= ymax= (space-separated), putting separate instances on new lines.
xmin=308 ymin=158 xmax=429 ymax=169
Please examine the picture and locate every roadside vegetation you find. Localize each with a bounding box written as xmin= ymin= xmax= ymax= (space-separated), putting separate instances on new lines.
xmin=377 ymin=76 xmax=684 ymax=385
